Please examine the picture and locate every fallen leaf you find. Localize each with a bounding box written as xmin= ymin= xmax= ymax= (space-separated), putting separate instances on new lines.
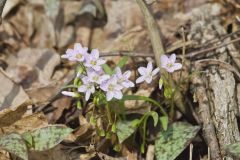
xmin=0 ymin=70 xmax=30 ymax=110
xmin=0 ymin=133 xmax=28 ymax=160
xmin=24 ymin=125 xmax=73 ymax=151
xmin=1 ymin=112 xmax=48 ymax=134
xmin=0 ymin=100 xmax=31 ymax=128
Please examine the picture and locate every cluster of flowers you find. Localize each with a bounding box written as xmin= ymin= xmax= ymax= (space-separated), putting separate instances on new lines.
xmin=61 ymin=43 xmax=182 ymax=101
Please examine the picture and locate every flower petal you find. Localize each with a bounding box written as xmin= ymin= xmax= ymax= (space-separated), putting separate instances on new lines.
xmin=152 ymin=68 xmax=160 ymax=76
xmin=74 ymin=43 xmax=82 ymax=51
xmin=173 ymin=63 xmax=182 ymax=71
xmin=123 ymin=70 xmax=131 ymax=78
xmin=78 ymin=85 xmax=87 ymax=92
xmin=91 ymin=49 xmax=99 ymax=59
xmin=106 ymin=91 xmax=114 ymax=101
xmin=145 ymin=77 xmax=152 ymax=84
xmin=138 ymin=67 xmax=147 ymax=75
xmin=85 ymin=91 xmax=91 ymax=101
xmin=164 ymin=66 xmax=174 ymax=73
xmin=160 ymin=55 xmax=169 ymax=67
xmin=97 ymin=59 xmax=106 ymax=65
xmin=114 ymin=91 xmax=123 ymax=99
xmin=115 ymin=67 xmax=122 ymax=77
xmin=136 ymin=76 xmax=145 ymax=84
xmin=169 ymin=54 xmax=176 ymax=63
xmin=61 ymin=91 xmax=76 ymax=97
xmin=147 ymin=62 xmax=153 ymax=72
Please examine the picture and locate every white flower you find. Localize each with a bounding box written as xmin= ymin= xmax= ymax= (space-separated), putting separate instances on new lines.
xmin=78 ymin=77 xmax=95 ymax=101
xmin=61 ymin=43 xmax=88 ymax=62
xmin=160 ymin=54 xmax=182 ymax=73
xmin=136 ymin=62 xmax=159 ymax=84
xmin=115 ymin=67 xmax=134 ymax=88
xmin=84 ymin=49 xmax=106 ymax=71
xmin=100 ymin=76 xmax=123 ymax=101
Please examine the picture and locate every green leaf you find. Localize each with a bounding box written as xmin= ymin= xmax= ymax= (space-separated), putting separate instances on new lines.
xmin=102 ymin=64 xmax=113 ymax=75
xmin=0 ymin=133 xmax=28 ymax=160
xmin=116 ymin=120 xmax=138 ymax=143
xmin=116 ymin=56 xmax=128 ymax=68
xmin=155 ymin=122 xmax=200 ymax=160
xmin=149 ymin=111 xmax=159 ymax=127
xmin=23 ymin=125 xmax=73 ymax=151
xmin=225 ymin=142 xmax=240 ymax=158
xmin=159 ymin=116 xmax=168 ymax=131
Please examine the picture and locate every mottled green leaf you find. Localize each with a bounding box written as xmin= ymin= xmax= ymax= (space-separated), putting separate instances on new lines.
xmin=116 ymin=120 xmax=138 ymax=143
xmin=160 ymin=116 xmax=168 ymax=131
xmin=0 ymin=133 xmax=28 ymax=160
xmin=23 ymin=125 xmax=73 ymax=151
xmin=225 ymin=142 xmax=240 ymax=158
xmin=155 ymin=122 xmax=200 ymax=160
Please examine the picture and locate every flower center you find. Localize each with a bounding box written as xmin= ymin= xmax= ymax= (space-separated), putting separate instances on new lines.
xmin=87 ymin=84 xmax=92 ymax=90
xmin=91 ymin=60 xmax=97 ymax=66
xmin=93 ymin=76 xmax=99 ymax=81
xmin=108 ymin=84 xmax=114 ymax=91
xmin=167 ymin=63 xmax=173 ymax=68
xmin=75 ymin=54 xmax=83 ymax=59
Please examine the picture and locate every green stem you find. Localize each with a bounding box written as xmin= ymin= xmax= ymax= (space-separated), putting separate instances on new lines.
xmin=106 ymin=102 xmax=113 ymax=124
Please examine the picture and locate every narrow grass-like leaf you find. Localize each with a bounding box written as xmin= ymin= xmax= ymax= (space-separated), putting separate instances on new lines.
xmin=116 ymin=56 xmax=128 ymax=68
xmin=102 ymin=64 xmax=113 ymax=75
xmin=23 ymin=125 xmax=73 ymax=151
xmin=0 ymin=133 xmax=28 ymax=160
xmin=155 ymin=122 xmax=200 ymax=160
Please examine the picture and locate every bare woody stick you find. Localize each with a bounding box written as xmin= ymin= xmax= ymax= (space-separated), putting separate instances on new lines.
xmin=0 ymin=0 xmax=7 ymax=24
xmin=136 ymin=0 xmax=164 ymax=67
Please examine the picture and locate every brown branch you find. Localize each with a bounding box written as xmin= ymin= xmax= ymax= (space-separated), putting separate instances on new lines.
xmin=136 ymin=0 xmax=165 ymax=67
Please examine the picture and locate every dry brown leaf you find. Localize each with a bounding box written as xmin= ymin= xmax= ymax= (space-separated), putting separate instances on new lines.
xmin=1 ymin=112 xmax=48 ymax=135
xmin=0 ymin=70 xmax=30 ymax=110
xmin=28 ymin=145 xmax=69 ymax=160
xmin=0 ymin=150 xmax=10 ymax=160
xmin=0 ymin=100 xmax=31 ymax=128
xmin=6 ymin=48 xmax=60 ymax=88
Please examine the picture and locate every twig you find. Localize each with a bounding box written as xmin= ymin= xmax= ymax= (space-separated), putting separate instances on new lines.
xmin=136 ymin=0 xmax=165 ymax=66
xmin=0 ymin=0 xmax=7 ymax=24
xmin=100 ymin=37 xmax=240 ymax=59
xmin=184 ymin=37 xmax=240 ymax=58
